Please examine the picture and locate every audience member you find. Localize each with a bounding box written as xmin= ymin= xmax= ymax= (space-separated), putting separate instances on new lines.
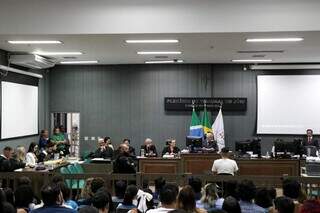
xmin=154 ymin=177 xmax=166 ymax=199
xmin=148 ymin=183 xmax=179 ymax=213
xmin=38 ymin=130 xmax=49 ymax=151
xmin=26 ymin=142 xmax=38 ymax=167
xmin=162 ymin=139 xmax=180 ymax=156
xmin=141 ymin=138 xmax=158 ymax=157
xmin=0 ymin=188 xmax=15 ymax=213
xmin=3 ymin=187 xmax=14 ymax=207
xmin=113 ymin=144 xmax=136 ymax=173
xmin=300 ymin=199 xmax=320 ymax=213
xmin=212 ymin=147 xmax=238 ymax=176
xmin=223 ymin=180 xmax=238 ymax=200
xmin=178 ymin=185 xmax=206 ymax=213
xmin=282 ymin=178 xmax=303 ymax=212
xmin=92 ymin=188 xmax=110 ymax=213
xmin=58 ymin=182 xmax=78 ymax=210
xmin=273 ymin=196 xmax=294 ymax=213
xmin=80 ymin=177 xmax=94 ymax=200
xmin=189 ymin=177 xmax=202 ymax=201
xmin=30 ymin=183 xmax=76 ymax=213
xmin=254 ymin=187 xmax=273 ymax=211
xmin=114 ymin=180 xmax=127 ymax=203
xmin=15 ymin=184 xmax=35 ymax=213
xmin=197 ymin=183 xmax=218 ymax=211
xmin=123 ymin=138 xmax=136 ymax=156
xmin=94 ymin=138 xmax=114 ymax=159
xmin=222 ymin=196 xmax=241 ymax=213
xmin=238 ymin=179 xmax=265 ymax=213
xmin=117 ymin=185 xmax=138 ymax=210
xmin=78 ymin=206 xmax=99 ymax=213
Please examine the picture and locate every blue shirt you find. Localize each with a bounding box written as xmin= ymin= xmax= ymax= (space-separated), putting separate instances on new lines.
xmin=39 ymin=137 xmax=49 ymax=150
xmin=239 ymin=200 xmax=267 ymax=213
xmin=31 ymin=205 xmax=77 ymax=213
xmin=65 ymin=200 xmax=78 ymax=210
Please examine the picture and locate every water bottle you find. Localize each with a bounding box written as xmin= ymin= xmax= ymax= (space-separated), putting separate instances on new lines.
xmin=140 ymin=149 xmax=145 ymax=157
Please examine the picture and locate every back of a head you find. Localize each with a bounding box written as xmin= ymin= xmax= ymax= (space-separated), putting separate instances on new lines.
xmin=57 ymin=182 xmax=71 ymax=201
xmin=188 ymin=177 xmax=202 ymax=194
xmin=254 ymin=187 xmax=273 ymax=208
xmin=51 ymin=175 xmax=64 ymax=184
xmin=178 ymin=185 xmax=196 ymax=212
xmin=222 ymin=196 xmax=241 ymax=213
xmin=155 ymin=177 xmax=166 ymax=192
xmin=41 ymin=183 xmax=61 ymax=206
xmin=123 ymin=185 xmax=138 ymax=204
xmin=160 ymin=183 xmax=179 ymax=205
xmin=238 ymin=180 xmax=256 ymax=202
xmin=223 ymin=180 xmax=238 ymax=199
xmin=14 ymin=185 xmax=34 ymax=208
xmin=115 ymin=180 xmax=127 ymax=199
xmin=79 ymin=205 xmax=99 ymax=213
xmin=274 ymin=196 xmax=294 ymax=213
xmin=221 ymin=147 xmax=230 ymax=158
xmin=91 ymin=178 xmax=105 ymax=194
xmin=92 ymin=189 xmax=110 ymax=211
xmin=282 ymin=178 xmax=300 ymax=199
xmin=202 ymin=184 xmax=218 ymax=203
xmin=300 ymin=199 xmax=320 ymax=213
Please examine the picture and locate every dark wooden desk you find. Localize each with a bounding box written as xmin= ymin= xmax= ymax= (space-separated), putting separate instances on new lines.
xmin=181 ymin=153 xmax=221 ymax=174
xmin=138 ymin=157 xmax=181 ymax=173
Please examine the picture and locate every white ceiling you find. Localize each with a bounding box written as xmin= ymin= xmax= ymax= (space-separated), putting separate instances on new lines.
xmin=0 ymin=32 xmax=319 ymax=64
xmin=1 ymin=0 xmax=320 ymax=64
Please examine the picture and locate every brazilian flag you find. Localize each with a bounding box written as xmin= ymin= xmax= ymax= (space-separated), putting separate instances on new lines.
xmin=201 ymin=106 xmax=212 ymax=134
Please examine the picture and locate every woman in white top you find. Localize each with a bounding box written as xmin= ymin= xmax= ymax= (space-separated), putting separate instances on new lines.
xmin=212 ymin=147 xmax=238 ymax=176
xmin=26 ymin=142 xmax=38 ymax=167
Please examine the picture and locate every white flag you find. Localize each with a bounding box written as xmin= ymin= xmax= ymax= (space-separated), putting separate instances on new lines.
xmin=212 ymin=108 xmax=225 ymax=151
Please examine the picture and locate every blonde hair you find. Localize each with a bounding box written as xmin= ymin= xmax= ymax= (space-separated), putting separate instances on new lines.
xmin=80 ymin=177 xmax=94 ymax=199
xmin=15 ymin=145 xmax=26 ymax=162
xmin=200 ymin=183 xmax=218 ymax=206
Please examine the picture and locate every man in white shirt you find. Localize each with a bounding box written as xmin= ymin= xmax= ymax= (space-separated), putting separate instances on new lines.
xmin=147 ymin=183 xmax=179 ymax=213
xmin=212 ymin=147 xmax=238 ymax=176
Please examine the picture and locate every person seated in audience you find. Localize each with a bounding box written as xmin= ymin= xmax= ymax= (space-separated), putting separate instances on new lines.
xmin=238 ymin=180 xmax=265 ymax=213
xmin=79 ymin=178 xmax=94 ymax=200
xmin=154 ymin=177 xmax=166 ymax=200
xmin=197 ymin=183 xmax=218 ymax=211
xmin=0 ymin=188 xmax=15 ymax=213
xmin=104 ymin=136 xmax=114 ymax=150
xmin=303 ymin=129 xmax=319 ymax=148
xmin=123 ymin=138 xmax=136 ymax=156
xmin=38 ymin=130 xmax=49 ymax=151
xmin=189 ymin=177 xmax=202 ymax=201
xmin=211 ymin=147 xmax=238 ymax=176
xmin=117 ymin=185 xmax=138 ymax=211
xmin=113 ymin=144 xmax=136 ymax=174
xmin=50 ymin=127 xmax=67 ymax=156
xmin=92 ymin=188 xmax=110 ymax=213
xmin=113 ymin=181 xmax=127 ymax=204
xmin=202 ymin=132 xmax=218 ymax=152
xmin=38 ymin=142 xmax=55 ymax=163
xmin=162 ymin=139 xmax=180 ymax=156
xmin=0 ymin=146 xmax=14 ymax=171
xmin=58 ymin=182 xmax=78 ymax=210
xmin=222 ymin=196 xmax=241 ymax=213
xmin=94 ymin=138 xmax=114 ymax=159
xmin=300 ymin=199 xmax=320 ymax=213
xmin=254 ymin=187 xmax=274 ymax=212
xmin=3 ymin=187 xmax=14 ymax=207
xmin=273 ymin=196 xmax=294 ymax=213
xmin=282 ymin=178 xmax=303 ymax=212
xmin=141 ymin=138 xmax=158 ymax=157
xmin=15 ymin=184 xmax=35 ymax=213
xmin=26 ymin=142 xmax=38 ymax=168
xmin=148 ymin=183 xmax=179 ymax=213
xmin=30 ymin=183 xmax=76 ymax=213
xmin=177 ymin=185 xmax=206 ymax=213
xmin=78 ymin=206 xmax=99 ymax=213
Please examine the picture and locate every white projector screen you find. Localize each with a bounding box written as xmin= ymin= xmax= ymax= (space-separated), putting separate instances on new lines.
xmin=1 ymin=81 xmax=38 ymax=139
xmin=257 ymin=75 xmax=320 ymax=134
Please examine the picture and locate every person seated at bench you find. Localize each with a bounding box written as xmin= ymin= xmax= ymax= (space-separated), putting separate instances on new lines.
xmin=94 ymin=138 xmax=113 ymax=159
xmin=38 ymin=142 xmax=55 ymax=163
xmin=141 ymin=138 xmax=157 ymax=157
xmin=162 ymin=139 xmax=180 ymax=156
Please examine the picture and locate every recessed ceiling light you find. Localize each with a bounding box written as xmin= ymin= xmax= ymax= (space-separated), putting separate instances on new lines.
xmin=246 ymin=38 xmax=304 ymax=42
xmin=60 ymin=60 xmax=98 ymax=64
xmin=8 ymin=40 xmax=62 ymax=44
xmin=137 ymin=51 xmax=181 ymax=55
xmin=145 ymin=60 xmax=184 ymax=64
xmin=32 ymin=51 xmax=82 ymax=56
xmin=126 ymin=39 xmax=179 ymax=43
xmin=231 ymin=59 xmax=272 ymax=62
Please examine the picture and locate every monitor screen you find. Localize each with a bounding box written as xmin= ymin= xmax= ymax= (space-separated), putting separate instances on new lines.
xmin=186 ymin=136 xmax=202 ymax=148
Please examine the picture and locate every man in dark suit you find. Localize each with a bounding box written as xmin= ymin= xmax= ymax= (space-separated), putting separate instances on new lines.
xmin=113 ymin=144 xmax=136 ymax=173
xmin=0 ymin=146 xmax=14 ymax=172
xmin=123 ymin=138 xmax=136 ymax=156
xmin=303 ymin=129 xmax=319 ymax=148
xmin=140 ymin=138 xmax=157 ymax=157
xmin=94 ymin=138 xmax=114 ymax=159
xmin=203 ymin=132 xmax=219 ymax=152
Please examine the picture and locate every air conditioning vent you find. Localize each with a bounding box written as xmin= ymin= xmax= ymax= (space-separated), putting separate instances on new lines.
xmin=9 ymin=54 xmax=56 ymax=69
xmin=252 ymin=54 xmax=266 ymax=58
xmin=155 ymin=56 xmax=169 ymax=59
xmin=238 ymin=50 xmax=284 ymax=54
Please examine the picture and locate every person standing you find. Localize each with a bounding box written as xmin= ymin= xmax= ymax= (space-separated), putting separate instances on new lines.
xmin=212 ymin=147 xmax=238 ymax=176
xmin=303 ymin=129 xmax=319 ymax=148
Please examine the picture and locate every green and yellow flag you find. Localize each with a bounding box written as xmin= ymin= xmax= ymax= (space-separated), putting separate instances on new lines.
xmin=201 ymin=105 xmax=212 ymax=134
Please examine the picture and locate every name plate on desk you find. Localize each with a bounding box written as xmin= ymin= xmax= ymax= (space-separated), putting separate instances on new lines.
xmin=164 ymin=97 xmax=247 ymax=111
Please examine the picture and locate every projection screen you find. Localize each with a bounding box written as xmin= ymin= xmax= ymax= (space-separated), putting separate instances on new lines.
xmin=1 ymin=81 xmax=38 ymax=139
xmin=257 ymin=75 xmax=320 ymax=134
